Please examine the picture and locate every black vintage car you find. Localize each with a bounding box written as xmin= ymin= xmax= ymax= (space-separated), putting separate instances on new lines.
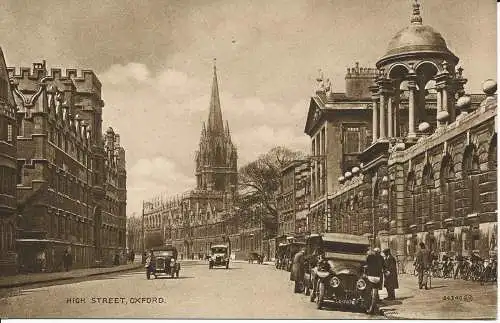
xmin=146 ymin=246 xmax=181 ymax=279
xmin=303 ymin=233 xmax=375 ymax=312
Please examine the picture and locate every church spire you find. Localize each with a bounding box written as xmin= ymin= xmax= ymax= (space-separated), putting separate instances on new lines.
xmin=207 ymin=58 xmax=224 ymax=134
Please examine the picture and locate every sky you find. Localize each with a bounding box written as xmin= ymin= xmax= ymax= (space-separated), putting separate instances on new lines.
xmin=1 ymin=0 xmax=496 ymax=217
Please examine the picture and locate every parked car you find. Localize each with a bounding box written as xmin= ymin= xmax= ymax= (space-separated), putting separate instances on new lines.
xmin=248 ymin=252 xmax=263 ymax=264
xmin=146 ymin=246 xmax=180 ymax=279
xmin=276 ymin=243 xmax=288 ymax=269
xmin=209 ymin=244 xmax=230 ymax=269
xmin=303 ymin=233 xmax=374 ymax=312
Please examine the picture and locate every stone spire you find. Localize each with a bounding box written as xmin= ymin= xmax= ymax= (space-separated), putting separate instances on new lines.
xmin=410 ymin=0 xmax=423 ymax=25
xmin=207 ymin=58 xmax=224 ymax=134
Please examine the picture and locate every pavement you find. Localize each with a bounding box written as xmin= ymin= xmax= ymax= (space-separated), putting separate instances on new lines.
xmin=0 ymin=263 xmax=143 ymax=289
xmin=378 ymin=273 xmax=497 ymax=320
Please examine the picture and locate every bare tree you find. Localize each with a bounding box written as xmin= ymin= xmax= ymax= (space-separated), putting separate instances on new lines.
xmin=237 ymin=146 xmax=305 ymax=232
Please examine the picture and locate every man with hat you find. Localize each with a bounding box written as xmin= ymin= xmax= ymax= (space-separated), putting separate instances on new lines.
xmin=366 ymin=248 xmax=385 ymax=299
xmin=383 ymin=248 xmax=398 ymax=300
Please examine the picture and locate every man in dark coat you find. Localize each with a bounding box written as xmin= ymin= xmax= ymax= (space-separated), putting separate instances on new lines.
xmin=383 ymin=248 xmax=399 ymax=300
xmin=291 ymin=248 xmax=305 ymax=293
xmin=63 ymin=250 xmax=73 ymax=272
xmin=415 ymin=242 xmax=432 ymax=289
xmin=366 ymin=248 xmax=385 ymax=291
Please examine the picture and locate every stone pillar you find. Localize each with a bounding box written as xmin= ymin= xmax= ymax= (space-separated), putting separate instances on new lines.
xmin=394 ymin=84 xmax=401 ymax=137
xmin=379 ymin=93 xmax=386 ymax=139
xmin=372 ymin=101 xmax=379 ymax=143
xmin=407 ymin=80 xmax=417 ymax=138
xmin=436 ymin=86 xmax=443 ymax=129
xmin=442 ymin=86 xmax=448 ymax=117
xmin=388 ymin=95 xmax=393 ymax=138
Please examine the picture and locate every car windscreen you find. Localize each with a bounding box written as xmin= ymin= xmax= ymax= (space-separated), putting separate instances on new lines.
xmin=322 ymin=241 xmax=368 ymax=255
xmin=153 ymin=250 xmax=174 ymax=257
xmin=211 ymin=248 xmax=227 ymax=254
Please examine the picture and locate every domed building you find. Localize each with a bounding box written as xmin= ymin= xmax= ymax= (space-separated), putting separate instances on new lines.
xmin=314 ymin=1 xmax=496 ymax=262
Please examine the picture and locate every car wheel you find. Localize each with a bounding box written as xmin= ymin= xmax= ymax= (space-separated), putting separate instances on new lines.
xmin=316 ymin=282 xmax=325 ymax=309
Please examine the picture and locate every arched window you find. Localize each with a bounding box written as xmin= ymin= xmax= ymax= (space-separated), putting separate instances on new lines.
xmin=406 ymin=172 xmax=416 ymax=226
xmin=462 ymin=145 xmax=481 ymax=214
xmin=440 ymin=155 xmax=455 ymax=221
xmin=422 ymin=163 xmax=434 ymax=222
xmin=488 ymin=134 xmax=497 ymax=170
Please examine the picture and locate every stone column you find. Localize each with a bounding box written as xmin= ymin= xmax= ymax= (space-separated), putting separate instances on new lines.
xmin=379 ymin=93 xmax=386 ymax=139
xmin=394 ymin=84 xmax=401 ymax=137
xmin=388 ymin=95 xmax=393 ymax=138
xmin=436 ymin=86 xmax=443 ymax=129
xmin=407 ymin=80 xmax=417 ymax=138
xmin=372 ymin=100 xmax=379 ymax=143
xmin=442 ymin=86 xmax=448 ymax=116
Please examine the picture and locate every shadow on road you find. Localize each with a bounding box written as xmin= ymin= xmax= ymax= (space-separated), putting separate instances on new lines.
xmin=150 ymin=276 xmax=194 ymax=280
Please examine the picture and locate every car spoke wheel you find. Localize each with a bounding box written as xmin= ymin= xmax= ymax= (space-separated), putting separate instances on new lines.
xmin=316 ymin=282 xmax=325 ymax=309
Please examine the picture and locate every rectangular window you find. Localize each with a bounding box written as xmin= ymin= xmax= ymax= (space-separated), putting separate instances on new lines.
xmin=7 ymin=124 xmax=12 ymax=142
xmin=343 ymin=127 xmax=361 ymax=154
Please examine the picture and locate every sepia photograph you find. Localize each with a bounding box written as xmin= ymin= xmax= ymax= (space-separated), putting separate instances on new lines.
xmin=0 ymin=0 xmax=497 ymax=320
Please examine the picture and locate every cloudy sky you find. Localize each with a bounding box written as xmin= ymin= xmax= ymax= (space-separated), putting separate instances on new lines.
xmin=1 ymin=0 xmax=496 ymax=216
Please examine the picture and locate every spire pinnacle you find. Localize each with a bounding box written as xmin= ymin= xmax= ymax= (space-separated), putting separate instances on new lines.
xmin=207 ymin=59 xmax=224 ymax=134
xmin=410 ymin=0 xmax=423 ymax=25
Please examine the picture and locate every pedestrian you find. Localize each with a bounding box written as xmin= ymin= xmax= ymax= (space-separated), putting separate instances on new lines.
xmin=291 ymin=247 xmax=305 ymax=293
xmin=383 ymin=248 xmax=398 ymax=300
xmin=415 ymin=242 xmax=432 ymax=289
xmin=130 ymin=250 xmax=135 ymax=263
xmin=366 ymin=248 xmax=385 ymax=299
xmin=63 ymin=249 xmax=73 ymax=272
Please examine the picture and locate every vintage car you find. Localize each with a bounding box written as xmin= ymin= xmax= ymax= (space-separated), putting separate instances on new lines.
xmin=276 ymin=243 xmax=289 ymax=269
xmin=209 ymin=244 xmax=230 ymax=269
xmin=247 ymin=252 xmax=263 ymax=264
xmin=146 ymin=246 xmax=181 ymax=279
xmin=303 ymin=233 xmax=374 ymax=312
xmin=286 ymin=241 xmax=306 ymax=272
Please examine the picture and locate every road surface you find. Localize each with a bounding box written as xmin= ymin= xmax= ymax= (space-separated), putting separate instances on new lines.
xmin=0 ymin=261 xmax=383 ymax=319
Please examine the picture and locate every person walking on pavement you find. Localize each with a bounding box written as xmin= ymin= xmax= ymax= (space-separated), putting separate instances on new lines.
xmin=383 ymin=248 xmax=399 ymax=300
xmin=291 ymin=247 xmax=306 ymax=293
xmin=415 ymin=242 xmax=432 ymax=289
xmin=63 ymin=249 xmax=73 ymax=272
xmin=365 ymin=247 xmax=385 ymax=314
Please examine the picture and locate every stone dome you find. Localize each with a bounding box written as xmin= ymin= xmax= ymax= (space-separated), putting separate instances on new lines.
xmin=385 ymin=24 xmax=450 ymax=57
xmin=377 ymin=1 xmax=458 ymax=66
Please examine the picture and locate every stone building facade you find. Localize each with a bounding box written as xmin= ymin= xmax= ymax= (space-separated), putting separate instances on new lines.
xmin=7 ymin=61 xmax=126 ymax=272
xmin=0 ymin=47 xmax=18 ymax=274
xmin=276 ymin=160 xmax=310 ymax=241
xmin=326 ymin=1 xmax=496 ymax=259
xmin=143 ymin=62 xmax=239 ymax=260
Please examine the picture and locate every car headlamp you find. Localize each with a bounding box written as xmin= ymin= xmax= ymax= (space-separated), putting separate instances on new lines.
xmin=356 ymin=278 xmax=367 ymax=290
xmin=330 ymin=276 xmax=340 ymax=288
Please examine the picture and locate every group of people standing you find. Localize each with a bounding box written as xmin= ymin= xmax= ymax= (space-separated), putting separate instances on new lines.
xmin=366 ymin=247 xmax=399 ymax=301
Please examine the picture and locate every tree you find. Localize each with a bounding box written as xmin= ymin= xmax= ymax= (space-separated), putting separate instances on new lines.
xmin=237 ymin=146 xmax=305 ymax=233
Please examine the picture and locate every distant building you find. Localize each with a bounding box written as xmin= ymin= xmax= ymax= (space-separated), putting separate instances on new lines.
xmin=0 ymin=47 xmax=18 ymax=274
xmin=143 ymin=61 xmax=238 ymax=260
xmin=276 ymin=160 xmax=310 ymax=243
xmin=7 ymin=61 xmax=126 ymax=272
xmin=126 ymin=215 xmax=143 ymax=254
